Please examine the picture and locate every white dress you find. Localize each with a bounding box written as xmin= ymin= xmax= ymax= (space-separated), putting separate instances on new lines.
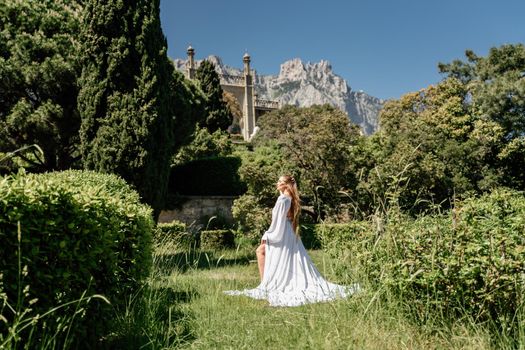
xmin=224 ymin=194 xmax=360 ymax=307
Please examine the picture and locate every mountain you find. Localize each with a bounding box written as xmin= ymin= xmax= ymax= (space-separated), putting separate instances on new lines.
xmin=173 ymin=55 xmax=384 ymax=134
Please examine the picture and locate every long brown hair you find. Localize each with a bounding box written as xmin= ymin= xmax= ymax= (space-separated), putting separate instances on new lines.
xmin=280 ymin=175 xmax=301 ymax=234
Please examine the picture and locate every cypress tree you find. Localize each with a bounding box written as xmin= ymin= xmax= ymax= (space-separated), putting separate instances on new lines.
xmin=78 ymin=0 xmax=175 ymax=217
xmin=195 ymin=60 xmax=232 ymax=132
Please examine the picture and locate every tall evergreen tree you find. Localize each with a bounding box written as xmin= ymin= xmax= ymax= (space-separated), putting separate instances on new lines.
xmin=0 ymin=0 xmax=82 ymax=171
xmin=78 ymin=0 xmax=175 ymax=217
xmin=195 ymin=60 xmax=232 ymax=132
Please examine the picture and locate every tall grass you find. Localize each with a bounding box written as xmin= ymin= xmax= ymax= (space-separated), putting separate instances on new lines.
xmin=152 ymin=199 xmax=525 ymax=349
xmin=157 ymin=244 xmax=496 ymax=349
xmin=101 ymin=234 xmax=200 ymax=348
xmin=4 ymin=206 xmax=523 ymax=348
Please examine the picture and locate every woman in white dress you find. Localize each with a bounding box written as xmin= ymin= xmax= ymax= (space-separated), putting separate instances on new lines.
xmin=225 ymin=175 xmax=359 ymax=307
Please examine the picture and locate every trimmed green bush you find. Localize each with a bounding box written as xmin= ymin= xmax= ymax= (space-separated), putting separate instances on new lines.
xmin=200 ymin=230 xmax=235 ymax=250
xmin=169 ymin=156 xmax=246 ymax=195
xmin=0 ymin=170 xmax=154 ymax=344
xmin=315 ymin=221 xmax=374 ymax=281
xmin=156 ymin=221 xmax=196 ymax=248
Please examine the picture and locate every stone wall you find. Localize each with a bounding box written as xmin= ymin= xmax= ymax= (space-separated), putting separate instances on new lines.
xmin=158 ymin=196 xmax=237 ymax=227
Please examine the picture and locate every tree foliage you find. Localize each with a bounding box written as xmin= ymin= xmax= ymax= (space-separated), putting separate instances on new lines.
xmin=170 ymin=69 xmax=207 ymax=150
xmin=357 ymin=44 xmax=525 ymax=216
xmin=172 ymin=127 xmax=233 ymax=166
xmin=230 ymin=142 xmax=291 ymax=238
xmin=236 ymin=141 xmax=293 ymax=206
xmin=254 ymin=104 xmax=362 ymax=220
xmin=439 ymin=44 xmax=525 ymax=189
xmin=78 ymin=0 xmax=178 ymax=216
xmin=362 ymin=78 xmax=502 ymax=213
xmin=0 ymin=0 xmax=83 ymax=171
xmin=223 ymin=90 xmax=242 ymax=134
xmin=195 ymin=59 xmax=232 ymax=132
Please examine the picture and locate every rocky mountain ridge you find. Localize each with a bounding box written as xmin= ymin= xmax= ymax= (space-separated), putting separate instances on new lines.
xmin=173 ymin=55 xmax=384 ymax=134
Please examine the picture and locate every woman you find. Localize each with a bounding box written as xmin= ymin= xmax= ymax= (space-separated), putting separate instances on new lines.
xmin=225 ymin=175 xmax=359 ymax=307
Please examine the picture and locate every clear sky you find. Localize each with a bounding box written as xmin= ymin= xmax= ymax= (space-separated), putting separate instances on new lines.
xmin=160 ymin=0 xmax=524 ymax=100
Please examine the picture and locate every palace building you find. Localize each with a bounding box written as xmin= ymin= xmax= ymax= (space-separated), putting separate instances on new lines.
xmin=185 ymin=46 xmax=279 ymax=141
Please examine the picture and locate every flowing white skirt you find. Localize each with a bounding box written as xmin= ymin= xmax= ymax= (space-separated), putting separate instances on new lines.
xmin=224 ymin=222 xmax=360 ymax=307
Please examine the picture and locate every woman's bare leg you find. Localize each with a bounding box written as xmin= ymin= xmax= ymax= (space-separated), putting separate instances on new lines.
xmin=255 ymin=242 xmax=266 ymax=281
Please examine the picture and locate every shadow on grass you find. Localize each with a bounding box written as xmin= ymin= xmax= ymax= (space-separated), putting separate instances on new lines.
xmin=155 ymin=249 xmax=253 ymax=275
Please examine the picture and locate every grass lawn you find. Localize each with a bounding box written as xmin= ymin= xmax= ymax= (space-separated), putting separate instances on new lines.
xmin=153 ymin=244 xmax=492 ymax=349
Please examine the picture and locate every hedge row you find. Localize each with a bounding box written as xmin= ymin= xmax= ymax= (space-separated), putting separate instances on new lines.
xmin=200 ymin=229 xmax=235 ymax=250
xmin=299 ymin=223 xmax=369 ymax=250
xmin=156 ymin=221 xmax=196 ymax=248
xmin=169 ymin=156 xmax=246 ymax=195
xmin=156 ymin=221 xmax=236 ymax=250
xmin=0 ymin=170 xmax=154 ymax=345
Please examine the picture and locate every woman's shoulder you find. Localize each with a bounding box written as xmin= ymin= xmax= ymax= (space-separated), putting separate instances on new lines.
xmin=277 ymin=193 xmax=292 ymax=202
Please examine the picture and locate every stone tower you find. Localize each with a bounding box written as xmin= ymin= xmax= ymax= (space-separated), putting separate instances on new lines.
xmin=186 ymin=45 xmax=195 ymax=79
xmin=242 ymin=52 xmax=256 ymax=141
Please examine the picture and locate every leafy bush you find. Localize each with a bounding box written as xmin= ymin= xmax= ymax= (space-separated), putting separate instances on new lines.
xmin=169 ymin=156 xmax=246 ymax=195
xmin=323 ymin=189 xmax=525 ymax=330
xmin=0 ymin=170 xmax=154 ymax=345
xmin=253 ymin=105 xmax=362 ymax=220
xmin=235 ymin=142 xmax=293 ymax=207
xmin=200 ymin=230 xmax=235 ymax=250
xmin=172 ymin=127 xmax=233 ymax=166
xmin=231 ymin=194 xmax=271 ymax=243
xmin=380 ymin=189 xmax=525 ymax=326
xmin=300 ymin=223 xmax=371 ymax=250
xmin=315 ymin=221 xmax=374 ymax=281
xmin=297 ymin=224 xmax=321 ymax=249
xmin=156 ymin=221 xmax=196 ymax=248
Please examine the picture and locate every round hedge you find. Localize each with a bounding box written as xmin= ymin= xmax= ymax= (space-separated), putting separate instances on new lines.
xmin=200 ymin=229 xmax=235 ymax=250
xmin=0 ymin=170 xmax=154 ymax=344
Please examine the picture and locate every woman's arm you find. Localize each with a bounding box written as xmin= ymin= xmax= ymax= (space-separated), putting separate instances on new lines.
xmin=261 ymin=196 xmax=291 ymax=243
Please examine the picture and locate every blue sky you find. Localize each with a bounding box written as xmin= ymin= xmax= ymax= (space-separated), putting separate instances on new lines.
xmin=160 ymin=0 xmax=524 ymax=100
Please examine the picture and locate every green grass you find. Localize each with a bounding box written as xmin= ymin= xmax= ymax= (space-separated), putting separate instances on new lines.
xmin=154 ymin=243 xmax=494 ymax=349
xmin=2 ymin=238 xmax=510 ymax=349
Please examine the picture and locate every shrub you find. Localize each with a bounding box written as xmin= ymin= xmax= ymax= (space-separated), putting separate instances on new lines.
xmin=157 ymin=221 xmax=186 ymax=235
xmin=172 ymin=127 xmax=233 ymax=166
xmin=315 ymin=222 xmax=374 ymax=281
xmin=323 ymin=189 xmax=525 ymax=330
xmin=200 ymin=230 xmax=235 ymax=250
xmin=380 ymin=189 xmax=525 ymax=326
xmin=231 ymin=194 xmax=271 ymax=243
xmin=169 ymin=156 xmax=246 ymax=195
xmin=156 ymin=221 xmax=196 ymax=248
xmin=0 ymin=170 xmax=154 ymax=345
xmin=298 ymin=224 xmax=321 ymax=249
